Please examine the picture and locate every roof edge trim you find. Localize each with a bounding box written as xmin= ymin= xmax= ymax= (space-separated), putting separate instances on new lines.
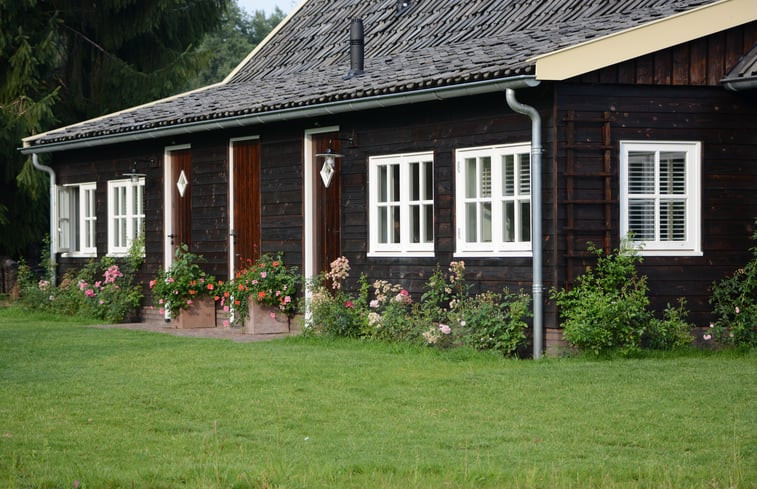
xmin=21 ymin=76 xmax=539 ymax=154
xmin=532 ymin=0 xmax=757 ymax=81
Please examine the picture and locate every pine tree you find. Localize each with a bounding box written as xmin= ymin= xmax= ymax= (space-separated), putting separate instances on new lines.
xmin=0 ymin=0 xmax=230 ymax=260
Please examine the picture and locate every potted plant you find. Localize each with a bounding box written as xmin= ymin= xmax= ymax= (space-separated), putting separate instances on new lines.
xmin=150 ymin=244 xmax=217 ymax=328
xmin=219 ymin=252 xmax=300 ymax=334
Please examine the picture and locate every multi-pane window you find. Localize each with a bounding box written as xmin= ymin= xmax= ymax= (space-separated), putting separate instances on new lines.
xmin=369 ymin=152 xmax=434 ymax=256
xmin=107 ymin=178 xmax=145 ymax=256
xmin=57 ymin=183 xmax=97 ymax=256
xmin=456 ymin=143 xmax=532 ymax=255
xmin=620 ymin=141 xmax=701 ymax=255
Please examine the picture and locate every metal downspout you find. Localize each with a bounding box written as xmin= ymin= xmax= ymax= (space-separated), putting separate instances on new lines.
xmin=31 ymin=154 xmax=57 ymax=285
xmin=506 ymin=88 xmax=543 ymax=359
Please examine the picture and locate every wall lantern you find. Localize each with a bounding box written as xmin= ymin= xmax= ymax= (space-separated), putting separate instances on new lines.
xmin=315 ymin=131 xmax=356 ymax=188
xmin=123 ymin=160 xmax=149 ymax=183
xmin=316 ymin=144 xmax=343 ymax=188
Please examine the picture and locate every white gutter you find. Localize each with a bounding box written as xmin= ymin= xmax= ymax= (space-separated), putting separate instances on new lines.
xmin=21 ymin=76 xmax=539 ymax=154
xmin=505 ymin=88 xmax=543 ymax=359
xmin=31 ymin=154 xmax=57 ymax=285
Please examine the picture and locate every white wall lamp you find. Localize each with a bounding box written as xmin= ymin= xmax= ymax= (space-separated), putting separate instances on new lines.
xmin=315 ymin=132 xmax=356 ymax=188
xmin=123 ymin=160 xmax=149 ymax=183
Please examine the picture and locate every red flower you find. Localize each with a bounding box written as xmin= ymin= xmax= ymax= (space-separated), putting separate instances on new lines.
xmin=345 ymin=300 xmax=354 ymax=309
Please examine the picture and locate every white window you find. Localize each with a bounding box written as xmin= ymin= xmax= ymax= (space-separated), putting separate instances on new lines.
xmin=57 ymin=182 xmax=97 ymax=256
xmin=620 ymin=141 xmax=701 ymax=255
xmin=107 ymin=178 xmax=145 ymax=256
xmin=369 ymin=152 xmax=434 ymax=256
xmin=455 ymin=143 xmax=532 ymax=256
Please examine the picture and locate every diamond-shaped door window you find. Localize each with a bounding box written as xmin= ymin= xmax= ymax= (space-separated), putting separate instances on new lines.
xmin=176 ymin=170 xmax=188 ymax=197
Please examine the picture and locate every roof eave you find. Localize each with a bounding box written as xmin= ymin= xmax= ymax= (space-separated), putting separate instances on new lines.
xmin=20 ymin=76 xmax=540 ymax=155
xmin=531 ymin=0 xmax=756 ymax=81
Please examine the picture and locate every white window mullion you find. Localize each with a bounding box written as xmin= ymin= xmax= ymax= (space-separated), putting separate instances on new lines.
xmin=108 ymin=178 xmax=145 ymax=256
xmin=369 ymin=152 xmax=434 ymax=256
xmin=455 ymin=143 xmax=531 ymax=256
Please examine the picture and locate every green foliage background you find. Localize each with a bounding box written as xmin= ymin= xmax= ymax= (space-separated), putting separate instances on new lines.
xmin=0 ymin=0 xmax=283 ymax=261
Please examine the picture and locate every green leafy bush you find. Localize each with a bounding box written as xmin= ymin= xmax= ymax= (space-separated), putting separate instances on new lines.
xmin=551 ymin=241 xmax=652 ymax=355
xmin=709 ymin=221 xmax=757 ymax=348
xmin=307 ymin=257 xmax=531 ymax=357
xmin=462 ymin=289 xmax=531 ymax=356
xmin=645 ymin=299 xmax=695 ymax=351
xmin=17 ymin=236 xmax=144 ymax=323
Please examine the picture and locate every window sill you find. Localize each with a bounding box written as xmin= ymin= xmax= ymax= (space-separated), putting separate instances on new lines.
xmin=636 ymin=250 xmax=703 ymax=257
xmin=454 ymin=250 xmax=533 ymax=258
xmin=367 ymin=250 xmax=436 ymax=258
xmin=60 ymin=252 xmax=97 ymax=259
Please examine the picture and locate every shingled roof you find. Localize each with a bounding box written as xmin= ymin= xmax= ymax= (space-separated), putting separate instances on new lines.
xmin=23 ymin=0 xmax=722 ymax=151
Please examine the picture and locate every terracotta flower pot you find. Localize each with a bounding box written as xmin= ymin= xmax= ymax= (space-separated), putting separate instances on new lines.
xmin=245 ymin=301 xmax=290 ymax=334
xmin=174 ymin=296 xmax=216 ymax=329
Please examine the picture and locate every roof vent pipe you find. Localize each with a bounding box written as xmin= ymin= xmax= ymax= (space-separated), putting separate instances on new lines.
xmin=345 ymin=18 xmax=364 ymax=80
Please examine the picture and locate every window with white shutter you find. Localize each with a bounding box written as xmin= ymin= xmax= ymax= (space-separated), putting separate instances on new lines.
xmin=620 ymin=141 xmax=701 ymax=255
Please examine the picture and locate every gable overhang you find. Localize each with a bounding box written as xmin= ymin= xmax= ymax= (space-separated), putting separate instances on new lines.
xmin=531 ymin=0 xmax=757 ymax=81
xmin=21 ymin=76 xmax=540 ymax=155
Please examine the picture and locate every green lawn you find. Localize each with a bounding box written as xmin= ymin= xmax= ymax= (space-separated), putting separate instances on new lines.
xmin=0 ymin=307 xmax=755 ymax=489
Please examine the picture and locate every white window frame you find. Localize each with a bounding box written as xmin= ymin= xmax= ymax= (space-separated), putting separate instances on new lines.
xmin=620 ymin=141 xmax=702 ymax=256
xmin=57 ymin=182 xmax=97 ymax=257
xmin=455 ymin=143 xmax=532 ymax=257
xmin=107 ymin=177 xmax=145 ymax=256
xmin=368 ymin=151 xmax=435 ymax=257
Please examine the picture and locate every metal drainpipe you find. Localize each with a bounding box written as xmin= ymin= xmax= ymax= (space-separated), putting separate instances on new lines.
xmin=31 ymin=153 xmax=57 ymax=285
xmin=506 ymin=88 xmax=543 ymax=359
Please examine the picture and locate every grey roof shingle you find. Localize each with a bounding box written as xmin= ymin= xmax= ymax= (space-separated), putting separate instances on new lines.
xmin=27 ymin=0 xmax=719 ymax=148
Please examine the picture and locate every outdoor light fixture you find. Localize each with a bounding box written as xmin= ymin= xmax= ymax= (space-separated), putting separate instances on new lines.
xmin=123 ymin=160 xmax=148 ymax=183
xmin=315 ymin=131 xmax=356 ymax=188
xmin=316 ymin=145 xmax=342 ymax=188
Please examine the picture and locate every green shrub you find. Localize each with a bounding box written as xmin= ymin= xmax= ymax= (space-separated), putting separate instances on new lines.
xmin=16 ymin=236 xmax=144 ymax=323
xmin=462 ymin=289 xmax=531 ymax=356
xmin=551 ymin=241 xmax=652 ymax=356
xmin=645 ymin=298 xmax=694 ymax=351
xmin=307 ymin=257 xmax=531 ymax=357
xmin=709 ymin=221 xmax=757 ymax=348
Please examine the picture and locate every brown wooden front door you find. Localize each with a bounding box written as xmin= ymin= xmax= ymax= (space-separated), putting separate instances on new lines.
xmin=231 ymin=138 xmax=261 ymax=273
xmin=312 ymin=132 xmax=341 ymax=274
xmin=168 ymin=148 xmax=192 ymax=255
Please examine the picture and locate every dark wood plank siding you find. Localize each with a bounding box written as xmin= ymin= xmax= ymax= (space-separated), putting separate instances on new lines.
xmin=333 ymin=90 xmax=553 ymax=300
xmin=553 ymin=83 xmax=757 ymax=327
xmin=577 ymin=22 xmax=757 ymax=87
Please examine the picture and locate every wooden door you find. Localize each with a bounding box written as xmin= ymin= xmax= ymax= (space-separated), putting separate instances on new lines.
xmin=313 ymin=132 xmax=341 ymax=274
xmin=169 ymin=148 xmax=192 ymax=254
xmin=231 ymin=139 xmax=261 ymax=273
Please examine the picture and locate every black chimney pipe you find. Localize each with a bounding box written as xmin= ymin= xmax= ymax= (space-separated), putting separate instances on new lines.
xmin=346 ymin=18 xmax=364 ymax=79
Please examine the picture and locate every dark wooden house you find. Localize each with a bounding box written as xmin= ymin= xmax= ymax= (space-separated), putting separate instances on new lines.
xmin=22 ymin=0 xmax=757 ymax=355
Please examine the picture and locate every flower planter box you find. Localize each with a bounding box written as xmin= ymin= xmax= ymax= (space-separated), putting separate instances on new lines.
xmin=174 ymin=296 xmax=216 ymax=329
xmin=245 ymin=301 xmax=290 ymax=334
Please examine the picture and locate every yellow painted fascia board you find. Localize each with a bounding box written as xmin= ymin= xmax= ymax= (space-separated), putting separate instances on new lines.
xmin=532 ymin=0 xmax=757 ymax=81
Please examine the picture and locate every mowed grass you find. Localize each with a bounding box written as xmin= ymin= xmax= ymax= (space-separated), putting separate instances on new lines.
xmin=0 ymin=307 xmax=755 ymax=489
